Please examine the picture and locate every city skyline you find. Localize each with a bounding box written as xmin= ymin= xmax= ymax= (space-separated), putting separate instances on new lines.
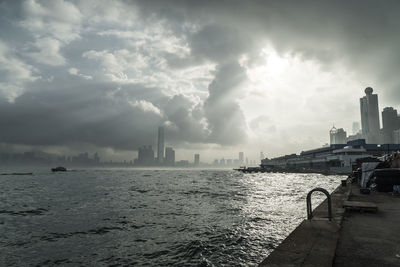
xmin=134 ymin=125 xmax=253 ymax=166
xmin=1 ymin=1 xmax=400 ymax=162
xmin=328 ymin=87 xmax=400 ymax=146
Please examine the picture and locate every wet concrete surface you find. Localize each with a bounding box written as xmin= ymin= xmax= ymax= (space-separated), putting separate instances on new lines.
xmin=259 ymin=182 xmax=400 ymax=266
xmin=333 ymin=187 xmax=400 ymax=267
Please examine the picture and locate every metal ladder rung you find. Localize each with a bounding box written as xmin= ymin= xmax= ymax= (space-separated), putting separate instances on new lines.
xmin=306 ymin=187 xmax=332 ymax=221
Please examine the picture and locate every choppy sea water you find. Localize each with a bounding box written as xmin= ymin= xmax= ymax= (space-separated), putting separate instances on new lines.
xmin=0 ymin=169 xmax=343 ymax=266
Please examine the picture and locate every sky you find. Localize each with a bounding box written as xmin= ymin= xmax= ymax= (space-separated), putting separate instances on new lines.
xmin=0 ymin=0 xmax=399 ymax=162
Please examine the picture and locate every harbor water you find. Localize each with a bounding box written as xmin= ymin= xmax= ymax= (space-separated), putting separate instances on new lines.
xmin=0 ymin=169 xmax=343 ymax=266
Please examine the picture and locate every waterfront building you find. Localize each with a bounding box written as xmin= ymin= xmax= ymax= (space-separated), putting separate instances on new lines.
xmin=93 ymin=152 xmax=100 ymax=164
xmin=194 ymin=154 xmax=200 ymax=166
xmin=72 ymin=152 xmax=91 ymax=164
xmin=352 ymin=122 xmax=361 ymax=135
xmin=382 ymin=107 xmax=399 ymax=144
xmin=137 ymin=145 xmax=155 ymax=165
xmin=263 ymin=139 xmax=400 ymax=174
xmin=360 ymin=87 xmax=380 ymax=143
xmin=164 ymin=147 xmax=175 ymax=166
xmin=176 ymin=160 xmax=189 ymax=167
xmin=394 ymin=129 xmax=400 ymax=144
xmin=346 ymin=132 xmax=363 ymax=142
xmin=157 ymin=126 xmax=164 ymax=164
xmin=239 ymin=152 xmax=244 ymax=165
xmin=330 ymin=126 xmax=347 ymax=144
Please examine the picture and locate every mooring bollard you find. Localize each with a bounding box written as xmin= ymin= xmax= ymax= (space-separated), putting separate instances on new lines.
xmin=306 ymin=188 xmax=332 ymax=221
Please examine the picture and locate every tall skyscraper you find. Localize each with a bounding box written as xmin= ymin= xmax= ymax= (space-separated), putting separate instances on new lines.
xmin=360 ymin=87 xmax=380 ymax=143
xmin=194 ymin=154 xmax=200 ymax=166
xmin=164 ymin=147 xmax=175 ymax=166
xmin=382 ymin=107 xmax=398 ymax=143
xmin=157 ymin=126 xmax=164 ymax=164
xmin=239 ymin=152 xmax=244 ymax=165
xmin=329 ymin=126 xmax=337 ymax=144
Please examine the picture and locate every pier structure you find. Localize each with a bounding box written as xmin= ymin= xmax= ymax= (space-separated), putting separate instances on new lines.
xmin=259 ymin=180 xmax=400 ymax=266
xmin=254 ymin=139 xmax=400 ymax=175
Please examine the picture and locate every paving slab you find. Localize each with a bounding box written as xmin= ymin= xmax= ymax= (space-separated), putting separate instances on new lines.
xmin=259 ymin=182 xmax=400 ymax=266
xmin=333 ymin=188 xmax=400 ymax=267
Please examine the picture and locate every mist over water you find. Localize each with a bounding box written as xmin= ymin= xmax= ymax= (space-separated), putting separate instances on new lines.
xmin=1 ymin=169 xmax=343 ymax=266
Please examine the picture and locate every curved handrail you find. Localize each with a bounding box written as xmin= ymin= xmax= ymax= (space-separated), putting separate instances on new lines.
xmin=306 ymin=188 xmax=332 ymax=221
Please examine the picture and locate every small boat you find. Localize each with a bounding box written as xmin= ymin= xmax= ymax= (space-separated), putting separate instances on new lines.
xmin=51 ymin=166 xmax=67 ymax=172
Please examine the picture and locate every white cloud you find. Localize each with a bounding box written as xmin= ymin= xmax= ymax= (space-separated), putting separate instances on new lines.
xmin=82 ymin=47 xmax=214 ymax=97
xmin=68 ymin=67 xmax=92 ymax=80
xmin=29 ymin=37 xmax=66 ymax=66
xmin=68 ymin=67 xmax=78 ymax=75
xmin=0 ymin=41 xmax=37 ymax=102
xmin=19 ymin=0 xmax=82 ymax=66
xmin=128 ymin=100 xmax=162 ymax=115
xmin=76 ymin=0 xmax=139 ymax=26
xmin=20 ymin=0 xmax=82 ymax=42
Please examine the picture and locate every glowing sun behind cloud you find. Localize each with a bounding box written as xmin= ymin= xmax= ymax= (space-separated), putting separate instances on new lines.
xmin=237 ymin=46 xmax=365 ymax=158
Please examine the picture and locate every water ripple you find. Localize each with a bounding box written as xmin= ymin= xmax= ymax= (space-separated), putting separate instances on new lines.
xmin=0 ymin=169 xmax=343 ymax=266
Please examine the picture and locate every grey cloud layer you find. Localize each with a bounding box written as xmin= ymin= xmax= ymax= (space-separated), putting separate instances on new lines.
xmin=0 ymin=0 xmax=399 ymax=155
xmin=134 ymin=0 xmax=400 ymax=101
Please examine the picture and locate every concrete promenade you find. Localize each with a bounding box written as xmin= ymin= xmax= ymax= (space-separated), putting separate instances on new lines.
xmin=259 ymin=182 xmax=400 ymax=266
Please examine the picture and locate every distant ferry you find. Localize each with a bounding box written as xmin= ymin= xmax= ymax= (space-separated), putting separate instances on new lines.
xmin=51 ymin=166 xmax=67 ymax=172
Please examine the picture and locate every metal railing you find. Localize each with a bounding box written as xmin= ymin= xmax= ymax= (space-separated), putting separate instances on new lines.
xmin=306 ymin=188 xmax=332 ymax=221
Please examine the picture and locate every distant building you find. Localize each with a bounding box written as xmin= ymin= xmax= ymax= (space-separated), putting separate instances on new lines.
xmin=382 ymin=107 xmax=399 ymax=144
xmin=239 ymin=152 xmax=244 ymax=165
xmin=260 ymin=151 xmax=265 ymax=160
xmin=227 ymin=159 xmax=232 ymax=165
xmin=360 ymin=87 xmax=380 ymax=143
xmin=164 ymin=147 xmax=175 ymax=166
xmin=137 ymin=145 xmax=154 ymax=165
xmin=176 ymin=160 xmax=189 ymax=167
xmin=220 ymin=158 xmax=225 ymax=166
xmin=72 ymin=152 xmax=90 ymax=164
xmin=330 ymin=126 xmax=347 ymax=144
xmin=157 ymin=126 xmax=164 ymax=164
xmin=346 ymin=132 xmax=363 ymax=142
xmin=264 ymin=139 xmax=400 ymax=175
xmin=194 ymin=154 xmax=200 ymax=166
xmin=93 ymin=152 xmax=100 ymax=164
xmin=352 ymin=122 xmax=360 ymax=135
xmin=394 ymin=129 xmax=400 ymax=144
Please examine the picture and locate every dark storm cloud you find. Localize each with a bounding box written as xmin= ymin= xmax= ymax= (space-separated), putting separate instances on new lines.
xmin=0 ymin=73 xmax=207 ymax=149
xmin=204 ymin=61 xmax=248 ymax=145
xmin=0 ymin=79 xmax=160 ymax=149
xmin=133 ymin=0 xmax=400 ymax=102
xmin=1 ymin=0 xmax=400 ymax=156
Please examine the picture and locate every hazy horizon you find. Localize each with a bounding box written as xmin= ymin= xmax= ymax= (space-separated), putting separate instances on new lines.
xmin=1 ymin=0 xmax=400 ymax=162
